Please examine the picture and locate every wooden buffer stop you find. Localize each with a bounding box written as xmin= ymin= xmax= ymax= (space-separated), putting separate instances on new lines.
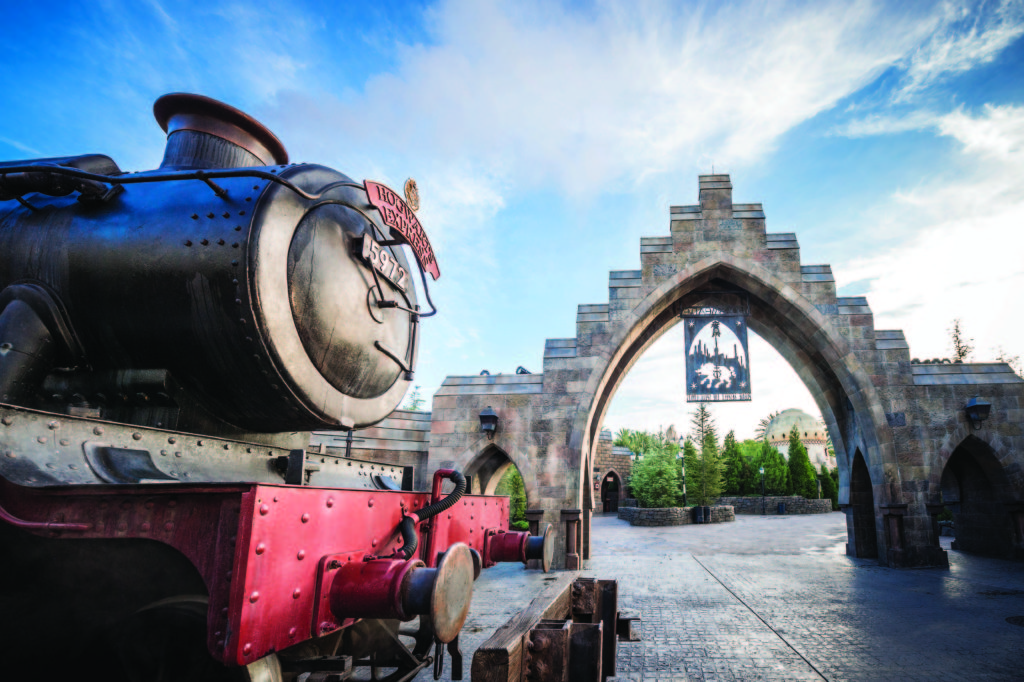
xmin=471 ymin=574 xmax=641 ymax=682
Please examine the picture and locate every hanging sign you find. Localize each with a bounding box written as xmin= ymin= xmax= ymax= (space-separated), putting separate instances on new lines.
xmin=684 ymin=314 xmax=751 ymax=402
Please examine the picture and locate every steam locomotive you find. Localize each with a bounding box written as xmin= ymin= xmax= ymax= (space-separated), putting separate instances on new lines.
xmin=0 ymin=94 xmax=553 ymax=681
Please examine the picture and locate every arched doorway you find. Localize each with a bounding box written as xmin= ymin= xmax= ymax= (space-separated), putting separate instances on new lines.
xmin=464 ymin=444 xmax=530 ymax=530
xmin=576 ymin=266 xmax=892 ymax=561
xmin=600 ymin=471 xmax=621 ymax=512
xmin=848 ymin=450 xmax=877 ymax=558
xmin=941 ymin=436 xmax=1015 ymax=558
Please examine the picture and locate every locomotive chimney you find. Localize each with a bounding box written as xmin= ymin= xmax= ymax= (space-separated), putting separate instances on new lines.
xmin=153 ymin=93 xmax=289 ymax=170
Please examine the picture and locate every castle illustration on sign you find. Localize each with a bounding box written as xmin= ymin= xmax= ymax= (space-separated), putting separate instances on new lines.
xmin=684 ymin=315 xmax=751 ymax=402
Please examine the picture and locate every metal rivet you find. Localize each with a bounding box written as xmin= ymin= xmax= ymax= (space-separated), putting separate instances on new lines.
xmin=223 ymin=443 xmax=230 ymax=450
xmin=174 ymin=451 xmax=182 ymax=457
xmin=245 ymin=197 xmax=252 ymax=202
xmin=37 ymin=436 xmax=46 ymax=444
xmin=249 ymin=592 xmax=259 ymax=603
xmin=48 ymin=420 xmax=59 ymax=430
xmin=255 ymin=543 xmax=265 ymax=555
xmin=297 ymin=550 xmax=306 ymax=560
xmin=368 ymin=499 xmax=374 ymax=508
xmin=326 ymin=498 xmax=334 ymax=508
xmin=59 ymin=439 xmax=69 ymax=446
xmin=243 ymin=643 xmax=252 ymax=655
xmin=301 ymin=513 xmax=310 ymax=523
xmin=191 ymin=214 xmax=199 ymax=220
xmin=1 ymin=417 xmax=11 ymax=426
xmin=184 ymin=239 xmax=192 ymax=246
xmin=201 ymin=239 xmax=209 ymax=246
xmin=207 ymin=212 xmax=215 ymax=219
xmin=289 ymin=627 xmax=297 ymax=637
xmin=132 ymin=432 xmax=142 ymax=440
xmin=217 ymin=238 xmax=225 ymax=245
xmin=239 ymin=210 xmax=246 ymax=215
xmin=235 ymin=225 xmax=242 ymax=231
xmin=260 ymin=504 xmax=270 ymax=516
xmin=68 ymin=464 xmax=77 ymax=470
xmin=232 ymin=242 xmax=239 ymax=248
xmin=292 ymin=588 xmax=301 ymax=599
xmin=371 ymin=538 xmax=377 ymax=547
xmin=93 ymin=426 xmax=104 ymax=436
xmin=168 ymin=436 xmax=176 ymax=444
xmin=222 ymin=211 xmax=230 ymax=218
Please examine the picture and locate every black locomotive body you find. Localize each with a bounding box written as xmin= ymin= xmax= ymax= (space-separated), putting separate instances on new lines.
xmin=0 ymin=94 xmax=550 ymax=681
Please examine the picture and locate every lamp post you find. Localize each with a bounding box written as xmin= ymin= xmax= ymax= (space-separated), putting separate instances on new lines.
xmin=759 ymin=466 xmax=765 ymax=516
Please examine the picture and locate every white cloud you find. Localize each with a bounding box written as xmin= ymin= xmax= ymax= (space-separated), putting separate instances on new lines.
xmin=834 ymin=103 xmax=1024 ymax=364
xmin=277 ymin=0 xmax=947 ymax=199
xmin=894 ymin=0 xmax=1024 ymax=102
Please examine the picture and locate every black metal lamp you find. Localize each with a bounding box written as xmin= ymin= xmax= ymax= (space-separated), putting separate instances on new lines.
xmin=964 ymin=396 xmax=991 ymax=430
xmin=479 ymin=406 xmax=499 ymax=439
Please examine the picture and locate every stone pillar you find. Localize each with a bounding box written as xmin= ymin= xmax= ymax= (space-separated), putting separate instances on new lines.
xmin=525 ymin=509 xmax=545 ymax=570
xmin=923 ymin=502 xmax=951 ymax=568
xmin=561 ymin=509 xmax=582 ymax=570
xmin=880 ymin=503 xmax=908 ymax=567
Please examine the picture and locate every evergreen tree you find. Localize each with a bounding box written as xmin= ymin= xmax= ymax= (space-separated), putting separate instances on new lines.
xmin=721 ymin=431 xmax=742 ymax=495
xmin=819 ymin=463 xmax=839 ymax=510
xmin=688 ymin=404 xmax=717 ymax=449
xmin=787 ymin=425 xmax=817 ymax=498
xmin=738 ymin=439 xmax=762 ymax=494
xmin=685 ymin=429 xmax=725 ymax=506
xmin=402 ymin=385 xmax=426 ymax=411
xmin=760 ymin=440 xmax=789 ymax=495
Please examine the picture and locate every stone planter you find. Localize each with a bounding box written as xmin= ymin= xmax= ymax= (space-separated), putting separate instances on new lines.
xmin=617 ymin=505 xmax=735 ymax=526
xmin=715 ymin=496 xmax=832 ymax=515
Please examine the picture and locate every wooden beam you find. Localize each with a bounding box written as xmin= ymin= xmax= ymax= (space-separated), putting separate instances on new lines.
xmin=471 ymin=573 xmax=576 ymax=682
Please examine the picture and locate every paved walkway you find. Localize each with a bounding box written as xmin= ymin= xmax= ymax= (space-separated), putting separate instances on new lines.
xmin=421 ymin=512 xmax=1024 ymax=681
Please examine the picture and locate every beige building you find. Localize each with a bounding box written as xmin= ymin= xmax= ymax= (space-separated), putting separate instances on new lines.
xmin=765 ymin=408 xmax=836 ymax=469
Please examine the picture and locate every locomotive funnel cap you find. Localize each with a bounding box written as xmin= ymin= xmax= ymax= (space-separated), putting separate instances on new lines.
xmin=154 ymin=93 xmax=289 ymax=167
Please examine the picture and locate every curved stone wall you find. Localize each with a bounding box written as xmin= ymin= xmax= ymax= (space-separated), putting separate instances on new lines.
xmin=717 ymin=496 xmax=832 ymax=514
xmin=618 ymin=505 xmax=735 ymax=526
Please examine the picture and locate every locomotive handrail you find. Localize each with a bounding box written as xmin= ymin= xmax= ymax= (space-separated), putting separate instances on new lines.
xmin=0 ymin=164 xmax=335 ymax=201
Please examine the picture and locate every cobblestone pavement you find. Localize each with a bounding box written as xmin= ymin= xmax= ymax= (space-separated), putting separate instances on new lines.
xmin=587 ymin=512 xmax=1024 ymax=682
xmin=419 ymin=512 xmax=1024 ymax=681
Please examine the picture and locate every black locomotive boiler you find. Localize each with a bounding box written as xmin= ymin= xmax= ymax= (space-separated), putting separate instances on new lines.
xmin=0 ymin=94 xmax=551 ymax=681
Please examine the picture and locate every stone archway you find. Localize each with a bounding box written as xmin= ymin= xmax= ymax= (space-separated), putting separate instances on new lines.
xmin=424 ymin=174 xmax=1024 ymax=569
xmin=941 ymin=435 xmax=1017 ymax=558
xmin=600 ymin=470 xmax=622 ymax=513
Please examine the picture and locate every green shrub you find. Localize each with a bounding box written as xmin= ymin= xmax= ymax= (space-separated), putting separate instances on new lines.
xmin=510 ymin=520 xmax=530 ymax=531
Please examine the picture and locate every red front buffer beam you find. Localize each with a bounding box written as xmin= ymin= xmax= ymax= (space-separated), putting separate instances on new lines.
xmin=329 ymin=543 xmax=474 ymax=643
xmin=485 ymin=523 xmax=555 ymax=572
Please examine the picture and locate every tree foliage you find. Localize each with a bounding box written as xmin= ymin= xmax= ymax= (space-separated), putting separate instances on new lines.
xmin=495 ymin=466 xmax=526 ymax=525
xmin=689 ymin=404 xmax=717 ymax=445
xmin=626 ymin=431 xmax=682 ymax=508
xmin=754 ymin=410 xmax=780 ymax=441
xmin=949 ymin=318 xmax=974 ymax=363
xmin=787 ymin=425 xmax=818 ymax=498
xmin=685 ymin=429 xmax=725 ymax=506
xmin=721 ymin=431 xmax=743 ymax=495
xmin=819 ymin=463 xmax=839 ymax=510
xmin=749 ymin=440 xmax=789 ymax=495
xmin=402 ymin=385 xmax=426 ymax=411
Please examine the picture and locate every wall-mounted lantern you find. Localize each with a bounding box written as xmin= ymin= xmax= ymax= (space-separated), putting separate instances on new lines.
xmin=964 ymin=396 xmax=991 ymax=430
xmin=479 ymin=406 xmax=499 ymax=439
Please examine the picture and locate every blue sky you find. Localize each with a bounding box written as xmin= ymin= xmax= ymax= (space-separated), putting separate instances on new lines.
xmin=3 ymin=0 xmax=1023 ymax=440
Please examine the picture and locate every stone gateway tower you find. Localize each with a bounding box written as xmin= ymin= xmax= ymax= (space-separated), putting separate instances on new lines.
xmin=420 ymin=175 xmax=1024 ymax=569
